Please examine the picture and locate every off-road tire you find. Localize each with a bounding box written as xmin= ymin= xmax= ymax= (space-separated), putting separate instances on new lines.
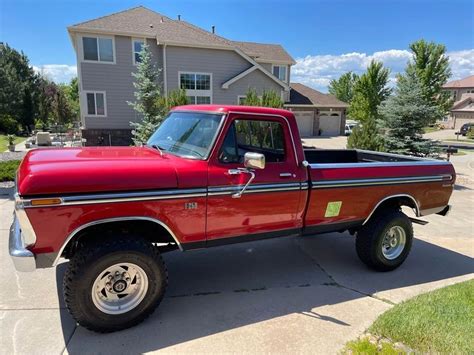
xmin=356 ymin=209 xmax=413 ymax=271
xmin=63 ymin=236 xmax=167 ymax=333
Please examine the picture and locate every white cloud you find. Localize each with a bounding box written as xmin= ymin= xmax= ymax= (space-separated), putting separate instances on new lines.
xmin=33 ymin=64 xmax=77 ymax=84
xmin=292 ymin=49 xmax=474 ymax=92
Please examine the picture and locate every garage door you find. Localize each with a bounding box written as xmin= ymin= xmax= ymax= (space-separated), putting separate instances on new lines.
xmin=293 ymin=111 xmax=314 ymax=137
xmin=319 ymin=112 xmax=341 ymax=136
xmin=455 ymin=118 xmax=474 ymax=130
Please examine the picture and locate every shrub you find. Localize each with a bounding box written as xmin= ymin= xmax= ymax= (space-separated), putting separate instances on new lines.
xmin=0 ymin=160 xmax=21 ymax=182
xmin=0 ymin=115 xmax=19 ymax=134
xmin=467 ymin=127 xmax=474 ymax=139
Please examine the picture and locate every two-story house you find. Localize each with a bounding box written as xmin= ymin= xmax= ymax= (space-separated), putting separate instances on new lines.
xmin=441 ymin=75 xmax=474 ymax=129
xmin=68 ymin=6 xmax=348 ymax=145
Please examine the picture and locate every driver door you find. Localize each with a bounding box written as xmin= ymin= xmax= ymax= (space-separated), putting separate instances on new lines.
xmin=206 ymin=113 xmax=304 ymax=242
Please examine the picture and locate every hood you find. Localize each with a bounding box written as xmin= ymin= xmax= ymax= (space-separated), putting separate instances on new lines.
xmin=17 ymin=147 xmax=178 ymax=196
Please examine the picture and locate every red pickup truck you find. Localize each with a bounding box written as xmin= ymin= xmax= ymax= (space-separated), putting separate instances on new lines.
xmin=10 ymin=105 xmax=454 ymax=332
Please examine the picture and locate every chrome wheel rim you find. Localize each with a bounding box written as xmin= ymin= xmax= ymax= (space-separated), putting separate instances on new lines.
xmin=91 ymin=263 xmax=148 ymax=315
xmin=382 ymin=226 xmax=406 ymax=260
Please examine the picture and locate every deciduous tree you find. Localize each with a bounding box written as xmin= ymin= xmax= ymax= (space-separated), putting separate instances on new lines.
xmin=407 ymin=39 xmax=452 ymax=119
xmin=328 ymin=72 xmax=359 ymax=103
xmin=347 ymin=61 xmax=391 ymax=150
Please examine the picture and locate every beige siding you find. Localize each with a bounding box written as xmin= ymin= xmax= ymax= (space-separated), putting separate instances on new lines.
xmin=79 ymin=34 xmax=163 ymax=129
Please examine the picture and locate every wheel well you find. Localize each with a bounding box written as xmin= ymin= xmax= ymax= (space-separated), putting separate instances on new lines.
xmin=62 ymin=219 xmax=179 ymax=259
xmin=363 ymin=195 xmax=419 ymax=225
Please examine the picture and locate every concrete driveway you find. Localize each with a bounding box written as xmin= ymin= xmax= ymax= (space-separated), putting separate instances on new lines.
xmin=1 ymin=155 xmax=473 ymax=354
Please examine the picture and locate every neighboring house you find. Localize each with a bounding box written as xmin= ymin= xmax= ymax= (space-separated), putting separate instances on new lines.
xmin=67 ymin=6 xmax=295 ymax=145
xmin=284 ymin=83 xmax=349 ymax=136
xmin=441 ymin=75 xmax=474 ymax=129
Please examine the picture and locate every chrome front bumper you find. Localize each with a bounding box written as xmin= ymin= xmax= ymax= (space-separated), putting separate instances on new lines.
xmin=9 ymin=214 xmax=36 ymax=272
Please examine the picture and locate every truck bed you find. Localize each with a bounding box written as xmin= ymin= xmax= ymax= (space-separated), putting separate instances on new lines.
xmin=304 ymin=148 xmax=434 ymax=165
xmin=302 ymin=148 xmax=455 ymax=233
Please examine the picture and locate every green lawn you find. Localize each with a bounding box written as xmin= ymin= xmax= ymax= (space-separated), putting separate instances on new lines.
xmin=345 ymin=337 xmax=402 ymax=355
xmin=423 ymin=126 xmax=441 ymax=133
xmin=0 ymin=135 xmax=26 ymax=152
xmin=0 ymin=160 xmax=21 ymax=182
xmin=444 ymin=138 xmax=474 ymax=144
xmin=371 ymin=280 xmax=473 ymax=353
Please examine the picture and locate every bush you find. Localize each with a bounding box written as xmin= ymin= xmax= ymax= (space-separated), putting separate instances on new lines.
xmin=0 ymin=160 xmax=21 ymax=182
xmin=0 ymin=115 xmax=19 ymax=134
xmin=467 ymin=127 xmax=474 ymax=139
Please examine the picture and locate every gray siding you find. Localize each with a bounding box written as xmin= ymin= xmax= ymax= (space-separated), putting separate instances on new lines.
xmin=259 ymin=62 xmax=291 ymax=85
xmin=165 ymin=46 xmax=285 ymax=104
xmin=224 ymin=70 xmax=283 ymax=104
xmin=166 ymin=46 xmax=249 ymax=103
xmin=79 ymin=37 xmax=288 ymax=129
xmin=79 ymin=34 xmax=163 ymax=129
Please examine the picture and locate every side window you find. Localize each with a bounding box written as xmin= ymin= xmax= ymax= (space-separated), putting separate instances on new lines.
xmin=219 ymin=119 xmax=286 ymax=163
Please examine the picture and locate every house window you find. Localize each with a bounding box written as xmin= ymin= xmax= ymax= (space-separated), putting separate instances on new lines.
xmin=272 ymin=65 xmax=287 ymax=81
xmin=82 ymin=36 xmax=114 ymax=63
xmin=133 ymin=39 xmax=145 ymax=65
xmin=85 ymin=91 xmax=106 ymax=116
xmin=237 ymin=96 xmax=246 ymax=105
xmin=179 ymin=72 xmax=212 ymax=104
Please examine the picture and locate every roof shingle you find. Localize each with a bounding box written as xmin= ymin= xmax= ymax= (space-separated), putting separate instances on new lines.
xmin=68 ymin=6 xmax=294 ymax=64
xmin=288 ymin=83 xmax=349 ymax=107
xmin=443 ymin=75 xmax=474 ymax=89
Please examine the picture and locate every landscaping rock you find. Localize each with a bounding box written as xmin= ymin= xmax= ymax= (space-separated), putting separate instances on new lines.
xmin=0 ymin=151 xmax=26 ymax=162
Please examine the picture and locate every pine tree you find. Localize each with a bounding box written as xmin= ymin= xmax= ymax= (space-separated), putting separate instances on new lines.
xmin=128 ymin=44 xmax=163 ymax=145
xmin=347 ymin=61 xmax=391 ymax=151
xmin=380 ymin=72 xmax=441 ymax=156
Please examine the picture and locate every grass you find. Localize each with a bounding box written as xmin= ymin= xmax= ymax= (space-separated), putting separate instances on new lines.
xmin=445 ymin=138 xmax=474 ymax=144
xmin=368 ymin=280 xmax=474 ymax=354
xmin=0 ymin=160 xmax=21 ymax=182
xmin=0 ymin=134 xmax=26 ymax=152
xmin=344 ymin=337 xmax=402 ymax=355
xmin=423 ymin=126 xmax=441 ymax=133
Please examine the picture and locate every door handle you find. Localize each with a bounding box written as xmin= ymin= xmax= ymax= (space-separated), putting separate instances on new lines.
xmin=279 ymin=173 xmax=293 ymax=178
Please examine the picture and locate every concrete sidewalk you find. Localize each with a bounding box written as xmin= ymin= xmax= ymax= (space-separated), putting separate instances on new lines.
xmin=0 ymin=155 xmax=472 ymax=354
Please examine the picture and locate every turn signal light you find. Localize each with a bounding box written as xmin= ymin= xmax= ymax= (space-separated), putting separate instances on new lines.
xmin=30 ymin=198 xmax=62 ymax=206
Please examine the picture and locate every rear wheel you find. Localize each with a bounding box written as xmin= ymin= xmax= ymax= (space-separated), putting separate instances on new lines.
xmin=356 ymin=209 xmax=413 ymax=271
xmin=64 ymin=236 xmax=167 ymax=332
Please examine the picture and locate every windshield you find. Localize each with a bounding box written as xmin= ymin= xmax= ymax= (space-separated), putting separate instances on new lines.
xmin=147 ymin=111 xmax=224 ymax=159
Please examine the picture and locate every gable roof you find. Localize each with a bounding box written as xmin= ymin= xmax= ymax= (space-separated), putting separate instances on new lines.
xmin=69 ymin=6 xmax=232 ymax=48
xmin=287 ymin=83 xmax=349 ymax=107
xmin=68 ymin=6 xmax=294 ymax=64
xmin=231 ymin=41 xmax=295 ymax=64
xmin=452 ymin=93 xmax=474 ymax=112
xmin=443 ymin=75 xmax=474 ymax=89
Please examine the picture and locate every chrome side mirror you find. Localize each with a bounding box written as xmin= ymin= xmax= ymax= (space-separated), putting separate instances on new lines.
xmin=244 ymin=152 xmax=265 ymax=170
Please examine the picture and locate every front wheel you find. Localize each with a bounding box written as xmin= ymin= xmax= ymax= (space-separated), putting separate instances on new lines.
xmin=356 ymin=209 xmax=413 ymax=271
xmin=63 ymin=237 xmax=167 ymax=332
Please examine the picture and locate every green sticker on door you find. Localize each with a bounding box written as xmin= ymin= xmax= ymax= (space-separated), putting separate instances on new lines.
xmin=325 ymin=201 xmax=342 ymax=217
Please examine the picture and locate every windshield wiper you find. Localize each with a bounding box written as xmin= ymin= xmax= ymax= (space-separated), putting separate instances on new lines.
xmin=147 ymin=144 xmax=165 ymax=157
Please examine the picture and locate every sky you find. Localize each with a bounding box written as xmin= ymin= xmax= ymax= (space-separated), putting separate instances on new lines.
xmin=1 ymin=0 xmax=473 ymax=92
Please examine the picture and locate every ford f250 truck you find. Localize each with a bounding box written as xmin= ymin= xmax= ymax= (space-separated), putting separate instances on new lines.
xmin=10 ymin=105 xmax=454 ymax=332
